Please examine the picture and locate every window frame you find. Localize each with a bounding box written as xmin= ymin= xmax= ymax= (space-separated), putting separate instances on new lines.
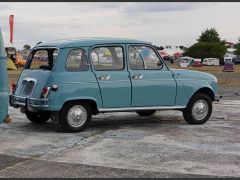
xmin=65 ymin=48 xmax=89 ymax=72
xmin=25 ymin=47 xmax=59 ymax=70
xmin=128 ymin=44 xmax=165 ymax=71
xmin=89 ymin=45 xmax=125 ymax=71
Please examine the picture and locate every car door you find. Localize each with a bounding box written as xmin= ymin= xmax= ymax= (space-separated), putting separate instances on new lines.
xmin=127 ymin=45 xmax=177 ymax=107
xmin=90 ymin=45 xmax=131 ymax=108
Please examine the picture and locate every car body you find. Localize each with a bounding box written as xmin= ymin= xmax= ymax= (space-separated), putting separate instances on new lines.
xmin=202 ymin=58 xmax=220 ymax=66
xmin=10 ymin=38 xmax=220 ymax=132
xmin=223 ymin=59 xmax=235 ymax=72
xmin=0 ymin=28 xmax=9 ymax=123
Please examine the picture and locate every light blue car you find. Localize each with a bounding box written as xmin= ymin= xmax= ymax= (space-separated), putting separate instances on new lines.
xmin=0 ymin=28 xmax=9 ymax=123
xmin=10 ymin=38 xmax=221 ymax=132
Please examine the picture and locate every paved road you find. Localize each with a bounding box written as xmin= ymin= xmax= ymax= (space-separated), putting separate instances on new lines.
xmin=0 ymin=100 xmax=240 ymax=178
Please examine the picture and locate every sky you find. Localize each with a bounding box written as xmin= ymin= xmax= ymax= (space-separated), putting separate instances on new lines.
xmin=0 ymin=2 xmax=240 ymax=49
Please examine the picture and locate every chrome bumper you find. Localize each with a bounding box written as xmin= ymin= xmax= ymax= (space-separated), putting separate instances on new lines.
xmin=214 ymin=95 xmax=222 ymax=102
xmin=10 ymin=94 xmax=49 ymax=109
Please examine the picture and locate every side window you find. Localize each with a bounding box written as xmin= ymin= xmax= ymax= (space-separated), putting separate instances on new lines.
xmin=128 ymin=46 xmax=144 ymax=70
xmin=90 ymin=46 xmax=124 ymax=71
xmin=129 ymin=46 xmax=163 ymax=70
xmin=66 ymin=49 xmax=88 ymax=71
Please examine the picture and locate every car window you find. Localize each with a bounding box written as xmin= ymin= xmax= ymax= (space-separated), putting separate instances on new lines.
xmin=129 ymin=46 xmax=162 ymax=70
xmin=90 ymin=46 xmax=124 ymax=71
xmin=66 ymin=49 xmax=89 ymax=71
xmin=128 ymin=46 xmax=144 ymax=70
xmin=30 ymin=50 xmax=49 ymax=70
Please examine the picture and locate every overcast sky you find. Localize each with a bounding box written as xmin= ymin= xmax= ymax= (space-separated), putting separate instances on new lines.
xmin=0 ymin=2 xmax=240 ymax=49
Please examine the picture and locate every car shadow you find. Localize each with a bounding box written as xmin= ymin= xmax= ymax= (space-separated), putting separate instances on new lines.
xmin=15 ymin=113 xmax=184 ymax=133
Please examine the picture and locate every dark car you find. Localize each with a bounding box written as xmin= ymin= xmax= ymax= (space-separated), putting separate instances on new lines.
xmin=233 ymin=56 xmax=240 ymax=64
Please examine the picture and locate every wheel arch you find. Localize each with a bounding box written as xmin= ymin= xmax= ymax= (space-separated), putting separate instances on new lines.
xmin=62 ymin=98 xmax=99 ymax=115
xmin=191 ymin=87 xmax=215 ymax=102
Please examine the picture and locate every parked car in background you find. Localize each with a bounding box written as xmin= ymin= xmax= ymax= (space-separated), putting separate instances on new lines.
xmin=177 ymin=56 xmax=194 ymax=67
xmin=15 ymin=53 xmax=27 ymax=68
xmin=202 ymin=58 xmax=220 ymax=66
xmin=223 ymin=59 xmax=235 ymax=72
xmin=163 ymin=55 xmax=174 ymax=63
xmin=192 ymin=61 xmax=203 ymax=67
xmin=10 ymin=38 xmax=220 ymax=132
xmin=233 ymin=56 xmax=240 ymax=64
xmin=224 ymin=57 xmax=233 ymax=64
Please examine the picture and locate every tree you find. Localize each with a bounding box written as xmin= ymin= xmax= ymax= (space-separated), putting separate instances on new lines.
xmin=197 ymin=28 xmax=221 ymax=43
xmin=184 ymin=28 xmax=227 ymax=64
xmin=23 ymin=44 xmax=31 ymax=50
xmin=235 ymin=38 xmax=240 ymax=56
xmin=184 ymin=42 xmax=227 ymax=60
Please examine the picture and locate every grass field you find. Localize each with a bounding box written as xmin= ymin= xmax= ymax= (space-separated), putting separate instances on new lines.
xmin=7 ymin=64 xmax=240 ymax=87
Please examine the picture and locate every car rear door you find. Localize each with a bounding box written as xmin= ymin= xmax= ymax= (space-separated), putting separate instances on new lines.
xmin=127 ymin=44 xmax=177 ymax=107
xmin=90 ymin=45 xmax=131 ymax=108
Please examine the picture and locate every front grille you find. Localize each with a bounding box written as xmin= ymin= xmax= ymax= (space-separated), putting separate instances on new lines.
xmin=20 ymin=79 xmax=36 ymax=97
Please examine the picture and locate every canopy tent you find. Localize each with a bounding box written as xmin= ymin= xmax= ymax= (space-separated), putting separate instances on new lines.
xmin=7 ymin=58 xmax=17 ymax=70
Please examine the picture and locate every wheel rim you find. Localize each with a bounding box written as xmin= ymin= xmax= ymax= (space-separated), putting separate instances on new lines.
xmin=192 ymin=99 xmax=209 ymax=121
xmin=67 ymin=105 xmax=87 ymax=128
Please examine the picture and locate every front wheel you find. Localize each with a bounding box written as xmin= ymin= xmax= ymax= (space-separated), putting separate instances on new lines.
xmin=25 ymin=111 xmax=51 ymax=123
xmin=136 ymin=110 xmax=156 ymax=116
xmin=59 ymin=102 xmax=92 ymax=132
xmin=183 ymin=94 xmax=212 ymax=124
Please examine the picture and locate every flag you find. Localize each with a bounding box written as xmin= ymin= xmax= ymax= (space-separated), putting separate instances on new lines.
xmin=9 ymin=15 xmax=14 ymax=45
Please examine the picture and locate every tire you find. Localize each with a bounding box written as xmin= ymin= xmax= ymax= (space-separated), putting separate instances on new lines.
xmin=25 ymin=111 xmax=51 ymax=123
xmin=183 ymin=93 xmax=212 ymax=124
xmin=136 ymin=110 xmax=156 ymax=116
xmin=59 ymin=102 xmax=92 ymax=132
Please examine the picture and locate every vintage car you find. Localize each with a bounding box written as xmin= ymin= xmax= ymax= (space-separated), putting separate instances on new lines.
xmin=10 ymin=38 xmax=220 ymax=132
xmin=223 ymin=59 xmax=235 ymax=72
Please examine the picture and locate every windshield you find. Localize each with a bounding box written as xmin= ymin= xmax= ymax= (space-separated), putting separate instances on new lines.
xmin=25 ymin=48 xmax=59 ymax=70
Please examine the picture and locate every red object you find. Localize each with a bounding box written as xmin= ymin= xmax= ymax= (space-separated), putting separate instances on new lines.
xmin=192 ymin=61 xmax=203 ymax=67
xmin=11 ymin=82 xmax=16 ymax=94
xmin=9 ymin=15 xmax=14 ymax=45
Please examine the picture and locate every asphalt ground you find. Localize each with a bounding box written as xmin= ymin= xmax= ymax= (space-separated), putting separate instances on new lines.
xmin=0 ymin=100 xmax=239 ymax=178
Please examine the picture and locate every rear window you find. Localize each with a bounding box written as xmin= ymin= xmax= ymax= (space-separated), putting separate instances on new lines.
xmin=26 ymin=48 xmax=59 ymax=70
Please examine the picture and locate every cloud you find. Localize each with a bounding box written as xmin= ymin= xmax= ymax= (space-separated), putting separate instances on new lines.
xmin=120 ymin=2 xmax=211 ymax=13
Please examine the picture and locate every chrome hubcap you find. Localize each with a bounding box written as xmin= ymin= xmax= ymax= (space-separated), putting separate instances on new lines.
xmin=192 ymin=100 xmax=208 ymax=121
xmin=67 ymin=105 xmax=87 ymax=128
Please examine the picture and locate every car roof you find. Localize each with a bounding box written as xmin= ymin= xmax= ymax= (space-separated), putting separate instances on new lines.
xmin=34 ymin=37 xmax=149 ymax=48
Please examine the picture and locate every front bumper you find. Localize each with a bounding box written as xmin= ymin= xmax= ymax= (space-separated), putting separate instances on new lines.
xmin=10 ymin=94 xmax=49 ymax=110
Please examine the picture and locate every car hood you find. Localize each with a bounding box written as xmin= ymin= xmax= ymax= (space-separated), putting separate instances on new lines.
xmin=170 ymin=68 xmax=217 ymax=82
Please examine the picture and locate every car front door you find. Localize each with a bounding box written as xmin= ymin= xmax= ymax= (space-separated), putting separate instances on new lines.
xmin=90 ymin=45 xmax=131 ymax=108
xmin=127 ymin=45 xmax=177 ymax=107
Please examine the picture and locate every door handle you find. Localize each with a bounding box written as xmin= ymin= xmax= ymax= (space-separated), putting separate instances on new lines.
xmin=132 ymin=74 xmax=144 ymax=79
xmin=98 ymin=75 xmax=111 ymax=80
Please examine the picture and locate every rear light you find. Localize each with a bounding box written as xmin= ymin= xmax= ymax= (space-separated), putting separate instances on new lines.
xmin=40 ymin=87 xmax=50 ymax=99
xmin=11 ymin=81 xmax=17 ymax=94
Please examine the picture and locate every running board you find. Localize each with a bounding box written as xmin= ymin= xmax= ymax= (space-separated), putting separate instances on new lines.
xmin=98 ymin=106 xmax=186 ymax=112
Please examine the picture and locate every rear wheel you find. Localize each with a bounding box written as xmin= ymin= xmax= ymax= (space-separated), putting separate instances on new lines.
xmin=25 ymin=111 xmax=51 ymax=123
xmin=59 ymin=102 xmax=92 ymax=132
xmin=183 ymin=93 xmax=212 ymax=124
xmin=136 ymin=110 xmax=156 ymax=116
